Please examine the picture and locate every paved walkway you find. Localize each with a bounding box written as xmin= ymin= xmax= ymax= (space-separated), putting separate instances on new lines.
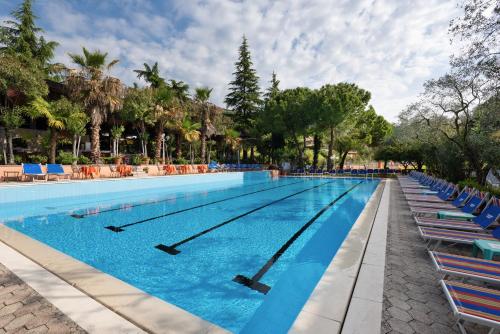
xmin=0 ymin=263 xmax=86 ymax=334
xmin=382 ymin=182 xmax=488 ymax=334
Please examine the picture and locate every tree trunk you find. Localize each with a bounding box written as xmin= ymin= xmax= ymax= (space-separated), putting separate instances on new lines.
xmin=90 ymin=110 xmax=102 ymax=163
xmin=49 ymin=129 xmax=57 ymax=164
xmin=339 ymin=151 xmax=349 ymax=170
xmin=175 ymin=133 xmax=181 ymax=158
xmin=6 ymin=129 xmax=14 ymax=165
xmin=76 ymin=136 xmax=81 ymax=158
xmin=72 ymin=134 xmax=78 ymax=158
xmin=242 ymin=146 xmax=248 ymax=160
xmin=200 ymin=130 xmax=207 ymax=164
xmin=154 ymin=124 xmax=163 ymax=160
xmin=250 ymin=146 xmax=254 ymax=161
xmin=312 ymin=134 xmax=320 ymax=169
xmin=327 ymin=126 xmax=334 ymax=171
xmin=0 ymin=127 xmax=7 ymax=164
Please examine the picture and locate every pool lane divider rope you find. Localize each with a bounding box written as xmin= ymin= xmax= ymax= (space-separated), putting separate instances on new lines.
xmin=71 ymin=179 xmax=275 ymax=219
xmin=104 ymin=180 xmax=305 ymax=232
xmin=233 ymin=180 xmax=364 ymax=294
xmin=155 ymin=181 xmax=335 ymax=255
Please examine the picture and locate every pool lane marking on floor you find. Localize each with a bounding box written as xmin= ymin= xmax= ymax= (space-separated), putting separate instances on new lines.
xmin=154 ymin=181 xmax=335 ymax=255
xmin=233 ymin=180 xmax=364 ymax=294
xmin=104 ymin=180 xmax=305 ymax=232
xmin=70 ymin=179 xmax=275 ymax=219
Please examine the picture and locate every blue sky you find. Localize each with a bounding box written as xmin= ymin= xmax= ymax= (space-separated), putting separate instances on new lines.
xmin=0 ymin=0 xmax=460 ymax=121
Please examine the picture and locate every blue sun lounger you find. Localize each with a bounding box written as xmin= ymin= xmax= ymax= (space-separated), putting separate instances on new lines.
xmin=415 ymin=202 xmax=500 ymax=232
xmin=46 ymin=164 xmax=71 ymax=180
xmin=22 ymin=163 xmax=47 ymax=181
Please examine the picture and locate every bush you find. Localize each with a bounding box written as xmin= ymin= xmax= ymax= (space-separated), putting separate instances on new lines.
xmin=77 ymin=155 xmax=91 ymax=165
xmin=175 ymin=157 xmax=189 ymax=164
xmin=131 ymin=154 xmax=143 ymax=165
xmin=458 ymin=178 xmax=500 ymax=197
xmin=14 ymin=155 xmax=23 ymax=164
xmin=27 ymin=154 xmax=48 ymax=164
xmin=56 ymin=151 xmax=77 ymax=165
xmin=101 ymin=156 xmax=114 ymax=164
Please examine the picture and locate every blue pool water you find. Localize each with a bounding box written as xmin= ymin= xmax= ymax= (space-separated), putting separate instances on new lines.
xmin=2 ymin=173 xmax=379 ymax=333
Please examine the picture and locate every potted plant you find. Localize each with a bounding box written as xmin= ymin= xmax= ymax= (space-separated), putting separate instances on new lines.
xmin=141 ymin=154 xmax=150 ymax=165
xmin=113 ymin=154 xmax=123 ymax=165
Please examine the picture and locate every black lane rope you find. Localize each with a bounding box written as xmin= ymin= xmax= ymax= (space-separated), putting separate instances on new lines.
xmin=233 ymin=181 xmax=364 ymax=294
xmin=71 ymin=179 xmax=276 ymax=219
xmin=104 ymin=180 xmax=305 ymax=232
xmin=155 ymin=181 xmax=335 ymax=255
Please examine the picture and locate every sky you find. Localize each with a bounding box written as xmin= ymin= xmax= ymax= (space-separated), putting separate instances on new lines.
xmin=0 ymin=0 xmax=461 ymax=122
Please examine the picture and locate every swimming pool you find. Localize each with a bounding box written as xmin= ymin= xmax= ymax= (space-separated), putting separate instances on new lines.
xmin=1 ymin=172 xmax=379 ymax=333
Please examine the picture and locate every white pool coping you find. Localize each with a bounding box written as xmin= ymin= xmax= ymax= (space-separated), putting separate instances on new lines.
xmin=289 ymin=179 xmax=389 ymax=334
xmin=0 ymin=225 xmax=229 ymax=334
xmin=0 ymin=240 xmax=145 ymax=334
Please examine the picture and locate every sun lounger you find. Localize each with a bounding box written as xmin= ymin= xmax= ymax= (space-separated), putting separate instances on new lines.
xmin=22 ymin=163 xmax=47 ymax=181
xmin=430 ymin=251 xmax=500 ymax=284
xmin=415 ymin=203 xmax=500 ymax=232
xmin=46 ymin=164 xmax=71 ymax=180
xmin=418 ymin=226 xmax=499 ymax=249
xmin=440 ymin=280 xmax=500 ymax=334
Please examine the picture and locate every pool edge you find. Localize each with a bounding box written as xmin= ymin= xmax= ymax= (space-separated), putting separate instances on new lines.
xmin=0 ymin=224 xmax=230 ymax=334
xmin=289 ymin=179 xmax=387 ymax=333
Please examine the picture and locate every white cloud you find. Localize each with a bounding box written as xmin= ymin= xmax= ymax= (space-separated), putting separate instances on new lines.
xmin=3 ymin=0 xmax=461 ymax=121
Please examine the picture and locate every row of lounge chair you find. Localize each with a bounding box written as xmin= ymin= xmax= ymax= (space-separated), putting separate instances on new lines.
xmin=21 ymin=163 xmax=71 ymax=181
xmin=290 ymin=168 xmax=400 ymax=176
xmin=207 ymin=162 xmax=264 ymax=172
xmin=13 ymin=162 xmax=264 ymax=182
xmin=399 ymin=172 xmax=500 ymax=333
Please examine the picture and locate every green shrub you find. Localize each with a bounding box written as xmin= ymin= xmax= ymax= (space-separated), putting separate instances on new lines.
xmin=77 ymin=155 xmax=91 ymax=165
xmin=458 ymin=178 xmax=500 ymax=197
xmin=102 ymin=156 xmax=114 ymax=164
xmin=175 ymin=157 xmax=188 ymax=164
xmin=56 ymin=151 xmax=76 ymax=165
xmin=14 ymin=155 xmax=23 ymax=164
xmin=27 ymin=154 xmax=48 ymax=164
xmin=131 ymin=154 xmax=143 ymax=165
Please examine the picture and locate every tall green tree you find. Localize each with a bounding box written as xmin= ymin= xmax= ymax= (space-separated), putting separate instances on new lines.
xmin=265 ymin=87 xmax=315 ymax=167
xmin=66 ymin=47 xmax=123 ymax=162
xmin=225 ymin=36 xmax=261 ymax=160
xmin=317 ymin=83 xmax=371 ymax=170
xmin=122 ymin=87 xmax=155 ymax=156
xmin=194 ymin=87 xmax=214 ymax=163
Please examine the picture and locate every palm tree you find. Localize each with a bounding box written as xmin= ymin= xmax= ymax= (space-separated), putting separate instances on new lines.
xmin=66 ymin=47 xmax=123 ymax=162
xmin=169 ymin=79 xmax=190 ymax=158
xmin=152 ymin=86 xmax=182 ymax=161
xmin=224 ymin=128 xmax=241 ymax=162
xmin=194 ymin=87 xmax=213 ymax=163
xmin=134 ymin=62 xmax=165 ymax=88
xmin=180 ymin=117 xmax=200 ymax=164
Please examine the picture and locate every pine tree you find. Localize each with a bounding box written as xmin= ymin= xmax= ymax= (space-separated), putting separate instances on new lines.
xmin=264 ymin=71 xmax=280 ymax=102
xmin=0 ymin=0 xmax=58 ymax=65
xmin=225 ymin=36 xmax=261 ymax=159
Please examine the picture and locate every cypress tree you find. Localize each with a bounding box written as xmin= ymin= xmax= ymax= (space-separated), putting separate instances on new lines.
xmin=264 ymin=71 xmax=280 ymax=102
xmin=225 ymin=36 xmax=261 ymax=160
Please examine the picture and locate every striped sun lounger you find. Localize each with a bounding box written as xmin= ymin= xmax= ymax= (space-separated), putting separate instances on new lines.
xmin=441 ymin=280 xmax=500 ymax=333
xmin=418 ymin=226 xmax=498 ymax=247
xmin=415 ymin=217 xmax=484 ymax=231
xmin=430 ymin=251 xmax=500 ymax=284
xmin=407 ymin=200 xmax=457 ymax=209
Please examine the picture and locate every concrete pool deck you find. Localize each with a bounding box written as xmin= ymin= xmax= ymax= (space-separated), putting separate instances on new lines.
xmin=0 ymin=175 xmax=420 ymax=334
